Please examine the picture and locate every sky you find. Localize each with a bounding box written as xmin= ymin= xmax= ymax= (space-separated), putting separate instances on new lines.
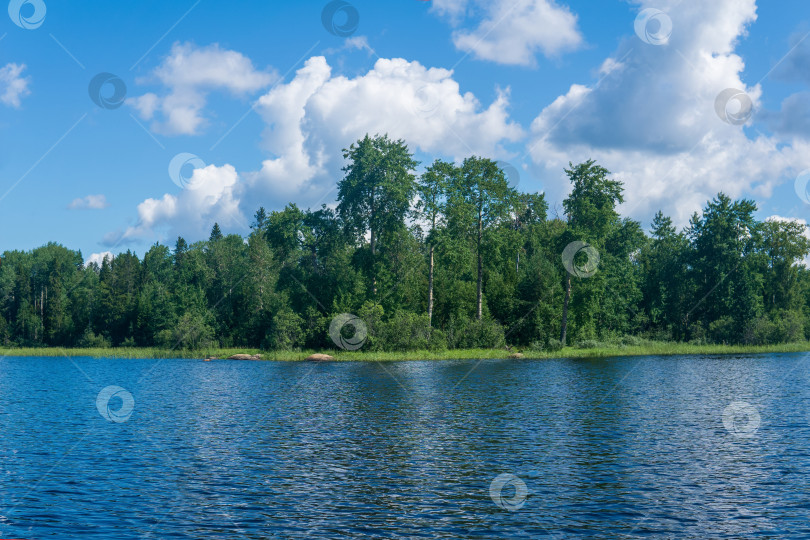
xmin=1 ymin=0 xmax=809 ymax=263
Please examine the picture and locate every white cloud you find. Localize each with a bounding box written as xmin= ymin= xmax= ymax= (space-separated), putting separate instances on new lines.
xmin=86 ymin=252 xmax=113 ymax=266
xmin=103 ymin=164 xmax=242 ymax=246
xmin=324 ymin=35 xmax=375 ymax=56
xmin=526 ymin=0 xmax=807 ymax=226
xmin=0 ymin=63 xmax=31 ymax=108
xmin=246 ymin=55 xmax=523 ymax=206
xmin=109 ymin=54 xmax=523 ymax=244
xmin=68 ymin=194 xmax=109 ymax=210
xmin=431 ymin=0 xmax=469 ymax=20
xmin=433 ymin=0 xmax=583 ymax=66
xmin=127 ymin=42 xmax=275 ymax=135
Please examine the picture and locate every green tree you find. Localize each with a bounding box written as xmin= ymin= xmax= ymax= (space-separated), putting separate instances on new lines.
xmin=447 ymin=156 xmax=515 ymax=320
xmin=415 ymin=159 xmax=453 ymax=328
xmin=337 ymin=134 xmax=418 ymax=297
xmin=559 ymin=160 xmax=624 ymax=345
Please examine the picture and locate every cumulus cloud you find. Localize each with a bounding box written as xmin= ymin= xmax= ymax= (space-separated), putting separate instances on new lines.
xmin=432 ymin=0 xmax=583 ymax=65
xmin=127 ymin=42 xmax=275 ymax=135
xmin=245 ymin=55 xmax=523 ymax=207
xmin=0 ymin=63 xmax=31 ymax=108
xmin=68 ymin=194 xmax=109 ymax=210
xmin=109 ymin=54 xmax=523 ymax=244
xmin=103 ymin=164 xmax=242 ymax=246
xmin=527 ymin=0 xmax=806 ymax=225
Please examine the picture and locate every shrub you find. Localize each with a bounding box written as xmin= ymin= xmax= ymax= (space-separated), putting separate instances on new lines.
xmin=546 ymin=338 xmax=563 ymax=352
xmin=527 ymin=340 xmax=545 ymax=352
xmin=265 ymin=309 xmax=304 ymax=350
xmin=372 ymin=312 xmax=449 ymax=351
xmin=619 ymin=335 xmax=642 ymax=347
xmin=446 ymin=316 xmax=505 ymax=349
xmin=708 ymin=316 xmax=736 ymax=344
xmin=173 ymin=312 xmax=215 ymax=349
xmin=772 ymin=310 xmax=804 ymax=343
xmin=78 ymin=327 xmax=111 ymax=348
xmin=746 ymin=310 xmax=805 ymax=345
xmin=575 ymin=339 xmax=601 ymax=349
xmin=377 ymin=311 xmax=431 ymax=351
xmin=427 ymin=328 xmax=448 ymax=351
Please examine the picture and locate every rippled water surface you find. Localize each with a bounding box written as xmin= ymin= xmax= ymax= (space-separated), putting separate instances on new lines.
xmin=1 ymin=354 xmax=810 ymax=538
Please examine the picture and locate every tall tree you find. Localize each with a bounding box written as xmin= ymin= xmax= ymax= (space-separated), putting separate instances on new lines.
xmin=209 ymin=223 xmax=223 ymax=242
xmin=337 ymin=134 xmax=418 ymax=297
xmin=686 ymin=194 xmax=760 ymax=340
xmin=415 ymin=160 xmax=453 ymax=328
xmin=559 ymin=160 xmax=624 ymax=344
xmin=447 ymin=157 xmax=515 ymax=320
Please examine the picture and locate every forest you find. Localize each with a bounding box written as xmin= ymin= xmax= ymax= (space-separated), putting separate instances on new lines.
xmin=2 ymin=134 xmax=810 ymax=352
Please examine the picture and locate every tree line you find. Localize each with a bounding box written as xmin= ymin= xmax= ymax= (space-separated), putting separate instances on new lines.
xmin=2 ymin=134 xmax=810 ymax=351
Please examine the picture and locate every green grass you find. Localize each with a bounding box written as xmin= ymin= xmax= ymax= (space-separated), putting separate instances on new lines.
xmin=1 ymin=341 xmax=809 ymax=361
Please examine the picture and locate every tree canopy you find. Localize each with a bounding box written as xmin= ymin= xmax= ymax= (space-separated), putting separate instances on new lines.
xmin=2 ymin=135 xmax=809 ymax=351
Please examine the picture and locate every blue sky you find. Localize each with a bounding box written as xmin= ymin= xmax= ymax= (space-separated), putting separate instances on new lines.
xmin=1 ymin=0 xmax=809 ymax=262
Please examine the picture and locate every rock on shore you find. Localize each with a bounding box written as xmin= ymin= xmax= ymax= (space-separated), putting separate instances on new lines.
xmin=227 ymin=354 xmax=262 ymax=360
xmin=306 ymin=353 xmax=334 ymax=361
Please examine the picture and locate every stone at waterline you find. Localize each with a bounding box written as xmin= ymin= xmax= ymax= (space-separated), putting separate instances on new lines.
xmin=306 ymin=353 xmax=335 ymax=361
xmin=227 ymin=354 xmax=262 ymax=360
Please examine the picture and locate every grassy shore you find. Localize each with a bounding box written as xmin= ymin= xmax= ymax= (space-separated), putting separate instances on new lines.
xmin=1 ymin=342 xmax=809 ymax=361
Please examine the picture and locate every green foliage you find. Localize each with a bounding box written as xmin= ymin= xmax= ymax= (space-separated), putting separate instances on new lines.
xmin=79 ymin=327 xmax=111 ymax=348
xmin=173 ymin=312 xmax=215 ymax=350
xmin=266 ymin=309 xmax=304 ymax=351
xmin=373 ymin=311 xmax=444 ymax=351
xmin=0 ymin=143 xmax=809 ymax=352
xmin=745 ymin=309 xmax=805 ymax=345
xmin=446 ymin=316 xmax=506 ymax=349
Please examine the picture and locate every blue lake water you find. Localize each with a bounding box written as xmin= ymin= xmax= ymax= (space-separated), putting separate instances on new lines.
xmin=1 ymin=354 xmax=810 ymax=539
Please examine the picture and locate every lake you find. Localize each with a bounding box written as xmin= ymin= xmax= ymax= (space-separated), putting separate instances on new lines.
xmin=1 ymin=354 xmax=809 ymax=538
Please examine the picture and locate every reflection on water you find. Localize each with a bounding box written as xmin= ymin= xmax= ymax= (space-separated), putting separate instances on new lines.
xmin=1 ymin=354 xmax=809 ymax=538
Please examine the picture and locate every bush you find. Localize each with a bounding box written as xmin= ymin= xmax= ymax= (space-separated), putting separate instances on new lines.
xmin=265 ymin=309 xmax=304 ymax=350
xmin=619 ymin=335 xmax=642 ymax=347
xmin=369 ymin=312 xmax=448 ymax=351
xmin=746 ymin=310 xmax=805 ymax=345
xmin=376 ymin=311 xmax=431 ymax=351
xmin=446 ymin=316 xmax=505 ymax=349
xmin=688 ymin=321 xmax=707 ymax=343
xmin=427 ymin=328 xmax=448 ymax=351
xmin=79 ymin=327 xmax=111 ymax=348
xmin=708 ymin=316 xmax=736 ymax=344
xmin=772 ymin=310 xmax=804 ymax=343
xmin=575 ymin=339 xmax=601 ymax=349
xmin=527 ymin=340 xmax=545 ymax=352
xmin=173 ymin=312 xmax=215 ymax=349
xmin=546 ymin=338 xmax=563 ymax=352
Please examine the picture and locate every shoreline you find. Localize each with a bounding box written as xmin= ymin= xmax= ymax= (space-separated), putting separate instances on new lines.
xmin=1 ymin=342 xmax=809 ymax=361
